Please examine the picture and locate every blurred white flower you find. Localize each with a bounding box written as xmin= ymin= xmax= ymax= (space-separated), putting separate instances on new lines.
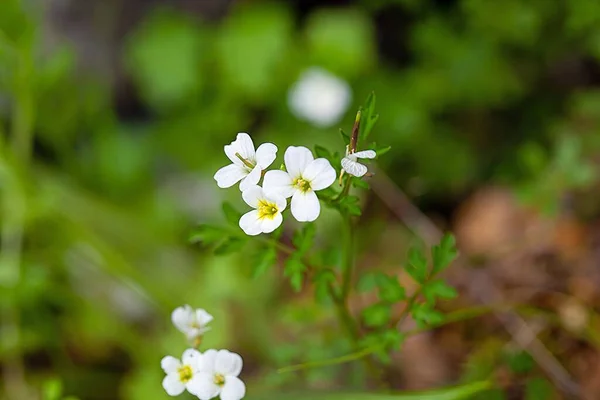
xmin=188 ymin=349 xmax=246 ymax=400
xmin=161 ymin=349 xmax=202 ymax=396
xmin=239 ymin=185 xmax=286 ymax=236
xmin=214 ymin=133 xmax=277 ymax=191
xmin=287 ymin=67 xmax=352 ymax=127
xmin=263 ymin=146 xmax=336 ymax=222
xmin=341 ymin=147 xmax=376 ymax=177
xmin=172 ymin=305 xmax=213 ymax=342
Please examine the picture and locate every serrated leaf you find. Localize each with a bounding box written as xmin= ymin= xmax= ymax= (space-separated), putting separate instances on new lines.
xmin=411 ymin=303 xmax=444 ymax=326
xmin=382 ymin=329 xmax=405 ymax=351
xmin=357 ymin=272 xmax=381 ymax=292
xmin=339 ymin=195 xmax=362 ymax=216
xmin=189 ymin=225 xmax=228 ymax=246
xmin=359 ymin=92 xmax=379 ymax=140
xmin=423 ymin=280 xmax=458 ymax=303
xmin=214 ymin=236 xmax=246 ymax=255
xmin=222 ymin=202 xmax=242 ymax=226
xmin=352 ymin=177 xmax=370 ymax=189
xmin=432 ymin=234 xmax=458 ymax=275
xmin=406 ymin=247 xmax=428 ymax=284
xmin=314 ymin=269 xmax=336 ymax=303
xmin=253 ymin=246 xmax=277 ymax=278
xmin=285 ymin=256 xmax=306 ymax=292
xmin=378 ymin=275 xmax=406 ymax=303
xmin=362 ymin=302 xmax=391 ymax=327
xmin=292 ymin=223 xmax=316 ymax=254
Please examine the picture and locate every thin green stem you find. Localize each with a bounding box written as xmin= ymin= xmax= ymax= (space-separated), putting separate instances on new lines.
xmin=341 ymin=217 xmax=354 ymax=300
xmin=234 ymin=152 xmax=255 ymax=170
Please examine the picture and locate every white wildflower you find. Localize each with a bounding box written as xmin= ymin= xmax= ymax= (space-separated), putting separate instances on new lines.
xmin=188 ymin=349 xmax=246 ymax=400
xmin=214 ymin=133 xmax=277 ymax=191
xmin=287 ymin=67 xmax=352 ymax=128
xmin=171 ymin=305 xmax=213 ymax=342
xmin=341 ymin=147 xmax=376 ymax=177
xmin=263 ymin=146 xmax=336 ymax=222
xmin=161 ymin=349 xmax=202 ymax=396
xmin=239 ymin=185 xmax=286 ymax=236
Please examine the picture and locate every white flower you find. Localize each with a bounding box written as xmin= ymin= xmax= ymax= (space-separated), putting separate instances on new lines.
xmin=188 ymin=349 xmax=246 ymax=400
xmin=172 ymin=305 xmax=213 ymax=342
xmin=263 ymin=146 xmax=336 ymax=222
xmin=287 ymin=67 xmax=352 ymax=127
xmin=341 ymin=148 xmax=376 ymax=177
xmin=161 ymin=349 xmax=202 ymax=396
xmin=214 ymin=133 xmax=277 ymax=191
xmin=239 ymin=185 xmax=286 ymax=236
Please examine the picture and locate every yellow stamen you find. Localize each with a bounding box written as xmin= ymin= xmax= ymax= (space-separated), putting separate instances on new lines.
xmin=214 ymin=373 xmax=225 ymax=386
xmin=293 ymin=177 xmax=311 ymax=192
xmin=257 ymin=200 xmax=279 ymax=220
xmin=178 ymin=365 xmax=193 ymax=383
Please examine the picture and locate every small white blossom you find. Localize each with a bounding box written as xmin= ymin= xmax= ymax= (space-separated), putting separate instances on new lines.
xmin=214 ymin=133 xmax=277 ymax=191
xmin=341 ymin=148 xmax=376 ymax=177
xmin=287 ymin=67 xmax=352 ymax=127
xmin=161 ymin=349 xmax=202 ymax=396
xmin=171 ymin=305 xmax=213 ymax=342
xmin=239 ymin=185 xmax=286 ymax=236
xmin=263 ymin=146 xmax=336 ymax=222
xmin=188 ymin=349 xmax=246 ymax=400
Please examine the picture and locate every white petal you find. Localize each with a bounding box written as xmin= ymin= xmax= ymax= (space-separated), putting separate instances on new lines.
xmin=214 ymin=164 xmax=247 ymax=188
xmin=172 ymin=305 xmax=194 ymax=333
xmin=196 ymin=309 xmax=213 ymax=326
xmin=215 ymin=350 xmax=243 ymax=376
xmin=255 ymin=143 xmax=278 ymax=169
xmin=303 ymin=158 xmax=336 ymax=191
xmin=198 ymin=349 xmax=218 ymax=373
xmin=260 ymin=212 xmax=283 ymax=234
xmin=241 ymin=185 xmax=263 ymax=208
xmin=263 ymin=170 xmax=295 ymax=198
xmin=187 ymin=373 xmax=220 ymax=400
xmin=224 ymin=133 xmax=256 ymax=165
xmin=239 ymin=165 xmax=261 ymax=191
xmin=341 ymin=157 xmax=368 ymax=177
xmin=284 ymin=146 xmax=314 ymax=178
xmin=182 ymin=349 xmax=202 ymax=367
xmin=220 ymin=376 xmax=246 ymax=400
xmin=162 ymin=373 xmax=185 ymax=396
xmin=291 ymin=190 xmax=320 ymax=222
xmin=161 ymin=356 xmax=181 ymax=374
xmin=353 ymin=149 xmax=376 ymax=159
xmin=239 ymin=210 xmax=262 ymax=236
xmin=265 ymin=192 xmax=287 ymax=212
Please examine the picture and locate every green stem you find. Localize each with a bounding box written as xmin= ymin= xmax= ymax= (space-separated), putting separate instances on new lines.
xmin=341 ymin=216 xmax=354 ymax=300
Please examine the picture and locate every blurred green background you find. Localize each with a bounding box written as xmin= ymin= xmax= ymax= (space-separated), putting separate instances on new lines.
xmin=1 ymin=0 xmax=600 ymax=399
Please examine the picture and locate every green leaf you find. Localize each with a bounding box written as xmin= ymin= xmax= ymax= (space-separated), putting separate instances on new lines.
xmin=375 ymin=145 xmax=392 ymax=157
xmin=248 ymin=380 xmax=492 ymax=399
xmin=189 ymin=225 xmax=229 ymax=246
xmin=362 ymin=302 xmax=391 ymax=327
xmin=285 ymin=257 xmax=306 ymax=292
xmin=352 ymin=177 xmax=370 ymax=189
xmin=293 ymin=223 xmax=317 ymax=254
xmin=214 ymin=237 xmax=246 ymax=255
xmin=252 ymin=246 xmax=277 ymax=278
xmin=432 ymin=234 xmax=458 ymax=275
xmin=411 ymin=303 xmax=444 ymax=327
xmin=359 ymin=92 xmax=380 ymax=140
xmin=525 ymin=377 xmax=554 ymax=400
xmin=222 ymin=202 xmax=242 ymax=226
xmin=423 ymin=280 xmax=458 ymax=303
xmin=357 ymin=272 xmax=380 ymax=292
xmin=43 ymin=379 xmax=63 ymax=400
xmin=314 ymin=269 xmax=336 ymax=304
xmin=340 ymin=129 xmax=351 ymax=146
xmin=314 ymin=145 xmax=332 ymax=160
xmin=505 ymin=350 xmax=534 ymax=374
xmin=406 ymin=247 xmax=428 ymax=284
xmin=377 ymin=275 xmax=406 ymax=303
xmin=339 ymin=195 xmax=362 ymax=216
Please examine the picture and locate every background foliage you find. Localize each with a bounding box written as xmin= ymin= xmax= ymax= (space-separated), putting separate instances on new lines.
xmin=1 ymin=0 xmax=600 ymax=399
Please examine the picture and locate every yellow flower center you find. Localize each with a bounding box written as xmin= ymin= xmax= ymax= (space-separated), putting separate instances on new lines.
xmin=214 ymin=373 xmax=226 ymax=387
xmin=257 ymin=200 xmax=279 ymax=220
xmin=293 ymin=177 xmax=311 ymax=192
xmin=178 ymin=365 xmax=193 ymax=383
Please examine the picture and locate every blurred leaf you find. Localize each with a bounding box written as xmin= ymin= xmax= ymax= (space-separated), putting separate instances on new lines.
xmin=42 ymin=379 xmax=63 ymax=400
xmin=377 ymin=275 xmax=406 ymax=303
xmin=222 ymin=202 xmax=242 ymax=226
xmin=505 ymin=350 xmax=534 ymax=374
xmin=305 ymin=8 xmax=375 ymax=78
xmin=252 ymin=246 xmax=277 ymax=278
xmin=314 ymin=145 xmax=332 ymax=160
xmin=339 ymin=195 xmax=362 ymax=216
xmin=314 ymin=269 xmax=336 ymax=303
xmin=411 ymin=303 xmax=444 ymax=327
xmin=340 ymin=129 xmax=351 ymax=146
xmin=285 ymin=256 xmax=306 ymax=292
xmin=213 ymin=237 xmax=246 ymax=255
xmin=359 ymin=92 xmax=380 ymax=141
xmin=432 ymin=234 xmax=458 ymax=275
xmin=423 ymin=280 xmax=458 ymax=303
xmin=362 ymin=302 xmax=391 ymax=327
xmin=352 ymin=177 xmax=370 ymax=190
xmin=406 ymin=247 xmax=428 ymax=284
xmin=189 ymin=225 xmax=229 ymax=246
xmin=293 ymin=223 xmax=316 ymax=254
xmin=525 ymin=377 xmax=554 ymax=400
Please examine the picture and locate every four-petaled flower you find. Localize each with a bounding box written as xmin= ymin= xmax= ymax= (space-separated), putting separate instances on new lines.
xmin=263 ymin=146 xmax=336 ymax=222
xmin=172 ymin=305 xmax=213 ymax=342
xmin=161 ymin=349 xmax=203 ymax=397
xmin=214 ymin=133 xmax=277 ymax=191
xmin=189 ymin=349 xmax=246 ymax=400
xmin=239 ymin=185 xmax=286 ymax=235
xmin=341 ymin=147 xmax=376 ymax=177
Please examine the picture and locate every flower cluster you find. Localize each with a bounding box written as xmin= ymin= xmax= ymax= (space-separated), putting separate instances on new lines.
xmin=214 ymin=133 xmax=340 ymax=235
xmin=161 ymin=305 xmax=245 ymax=400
